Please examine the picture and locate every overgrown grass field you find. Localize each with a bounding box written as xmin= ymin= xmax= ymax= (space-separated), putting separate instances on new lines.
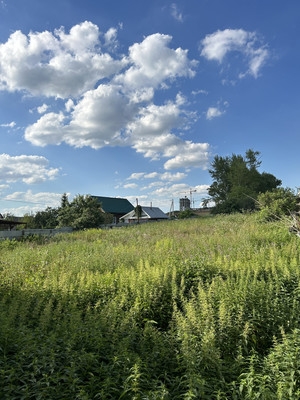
xmin=1 ymin=214 xmax=300 ymax=399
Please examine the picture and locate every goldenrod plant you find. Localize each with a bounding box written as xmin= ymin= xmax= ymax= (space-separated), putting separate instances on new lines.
xmin=0 ymin=213 xmax=299 ymax=398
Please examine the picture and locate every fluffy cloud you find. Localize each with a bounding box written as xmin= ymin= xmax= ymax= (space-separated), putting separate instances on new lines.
xmin=0 ymin=121 xmax=16 ymax=128
xmin=25 ymin=84 xmax=135 ymax=148
xmin=201 ymin=28 xmax=269 ymax=78
xmin=206 ymin=107 xmax=224 ymax=120
xmin=123 ymin=183 xmax=138 ymax=189
xmin=116 ymin=33 xmax=196 ymax=90
xmin=2 ymin=22 xmax=266 ymax=177
xmin=151 ymin=183 xmax=191 ymax=197
xmin=3 ymin=190 xmax=62 ymax=215
xmin=130 ymin=134 xmax=209 ymax=170
xmin=64 ymin=84 xmax=135 ymax=148
xmin=25 ymin=112 xmax=66 ymax=146
xmin=164 ymin=141 xmax=210 ymax=170
xmin=5 ymin=189 xmax=62 ymax=205
xmin=127 ymin=171 xmax=186 ymax=181
xmin=20 ymin=25 xmax=205 ymax=166
xmin=128 ymin=95 xmax=184 ymax=138
xmin=150 ymin=183 xmax=210 ymax=210
xmin=0 ymin=154 xmax=59 ymax=183
xmin=37 ymin=104 xmax=49 ymax=114
xmin=104 ymin=27 xmax=119 ymax=51
xmin=160 ymin=172 xmax=187 ymax=181
xmin=132 ymin=133 xmax=181 ymax=160
xmin=127 ymin=172 xmax=146 ymax=180
xmin=0 ymin=184 xmax=9 ymax=192
xmin=0 ymin=21 xmax=124 ymax=97
xmin=170 ymin=3 xmax=183 ymax=22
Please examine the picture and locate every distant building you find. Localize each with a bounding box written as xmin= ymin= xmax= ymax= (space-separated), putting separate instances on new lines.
xmin=121 ymin=206 xmax=168 ymax=223
xmin=92 ymin=196 xmax=134 ymax=223
xmin=179 ymin=197 xmax=190 ymax=211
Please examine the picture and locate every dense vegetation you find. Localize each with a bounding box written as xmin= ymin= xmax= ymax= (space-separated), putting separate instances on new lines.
xmin=208 ymin=149 xmax=282 ymax=213
xmin=21 ymin=194 xmax=113 ymax=230
xmin=1 ymin=214 xmax=300 ymax=399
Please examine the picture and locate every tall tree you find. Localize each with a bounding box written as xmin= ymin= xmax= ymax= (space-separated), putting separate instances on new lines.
xmin=60 ymin=192 xmax=69 ymax=208
xmin=208 ymin=149 xmax=281 ymax=213
xmin=57 ymin=193 xmax=72 ymax=228
xmin=34 ymin=207 xmax=59 ymax=229
xmin=57 ymin=194 xmax=104 ymax=230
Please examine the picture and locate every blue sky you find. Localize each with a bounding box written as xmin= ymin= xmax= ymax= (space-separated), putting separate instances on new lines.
xmin=0 ymin=0 xmax=299 ymax=215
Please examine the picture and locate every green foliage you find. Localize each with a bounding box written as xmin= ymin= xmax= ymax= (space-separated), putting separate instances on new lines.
xmin=25 ymin=207 xmax=59 ymax=229
xmin=239 ymin=329 xmax=300 ymax=398
xmin=178 ymin=209 xmax=194 ymax=219
xmin=57 ymin=193 xmax=105 ymax=229
xmin=0 ymin=214 xmax=300 ymax=398
xmin=208 ymin=149 xmax=282 ymax=214
xmin=257 ymin=187 xmax=299 ymax=221
xmin=22 ymin=193 xmax=105 ymax=231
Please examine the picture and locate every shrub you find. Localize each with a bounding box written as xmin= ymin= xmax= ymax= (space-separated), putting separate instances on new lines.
xmin=257 ymin=187 xmax=298 ymax=221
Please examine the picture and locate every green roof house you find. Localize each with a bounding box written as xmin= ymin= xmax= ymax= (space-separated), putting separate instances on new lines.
xmin=92 ymin=196 xmax=134 ymax=223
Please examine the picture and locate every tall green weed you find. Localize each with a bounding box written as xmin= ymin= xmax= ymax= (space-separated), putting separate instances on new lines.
xmin=0 ymin=214 xmax=299 ymax=398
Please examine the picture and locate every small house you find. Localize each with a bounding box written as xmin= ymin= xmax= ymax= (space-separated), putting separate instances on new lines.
xmin=121 ymin=206 xmax=168 ymax=223
xmin=92 ymin=196 xmax=134 ymax=223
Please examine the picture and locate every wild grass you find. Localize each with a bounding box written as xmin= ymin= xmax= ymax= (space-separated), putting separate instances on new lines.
xmin=0 ymin=213 xmax=300 ymax=398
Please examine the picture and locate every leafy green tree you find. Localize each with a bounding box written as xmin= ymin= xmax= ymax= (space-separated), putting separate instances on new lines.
xmin=208 ymin=149 xmax=282 ymax=213
xmin=21 ymin=213 xmax=35 ymax=229
xmin=57 ymin=194 xmax=104 ymax=230
xmin=32 ymin=207 xmax=59 ymax=229
xmin=60 ymin=192 xmax=69 ymax=209
xmin=57 ymin=193 xmax=72 ymax=227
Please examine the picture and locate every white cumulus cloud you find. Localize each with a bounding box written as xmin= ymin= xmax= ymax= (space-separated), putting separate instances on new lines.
xmin=170 ymin=4 xmax=183 ymax=22
xmin=123 ymin=183 xmax=138 ymax=189
xmin=37 ymin=104 xmax=49 ymax=114
xmin=201 ymin=28 xmax=269 ymax=78
xmin=5 ymin=189 xmax=62 ymax=205
xmin=116 ymin=33 xmax=196 ymax=90
xmin=164 ymin=141 xmax=210 ymax=170
xmin=206 ymin=107 xmax=224 ymax=120
xmin=0 ymin=121 xmax=16 ymax=128
xmin=0 ymin=154 xmax=59 ymax=183
xmin=0 ymin=21 xmax=124 ymax=97
xmin=0 ymin=22 xmax=230 ymax=173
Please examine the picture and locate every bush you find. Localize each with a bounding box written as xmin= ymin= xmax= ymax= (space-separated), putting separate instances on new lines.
xmin=257 ymin=187 xmax=298 ymax=221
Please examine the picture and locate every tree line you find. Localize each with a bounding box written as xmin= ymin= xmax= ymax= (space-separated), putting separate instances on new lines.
xmin=206 ymin=149 xmax=299 ymax=220
xmin=22 ymin=194 xmax=113 ymax=230
xmin=3 ymin=149 xmax=299 ymax=230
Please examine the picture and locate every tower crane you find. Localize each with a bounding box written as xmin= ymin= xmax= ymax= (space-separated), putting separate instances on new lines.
xmin=189 ymin=189 xmax=197 ymax=208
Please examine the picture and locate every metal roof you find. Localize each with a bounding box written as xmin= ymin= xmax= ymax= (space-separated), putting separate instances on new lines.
xmin=142 ymin=206 xmax=168 ymax=219
xmin=92 ymin=196 xmax=134 ymax=214
xmin=121 ymin=206 xmax=168 ymax=220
